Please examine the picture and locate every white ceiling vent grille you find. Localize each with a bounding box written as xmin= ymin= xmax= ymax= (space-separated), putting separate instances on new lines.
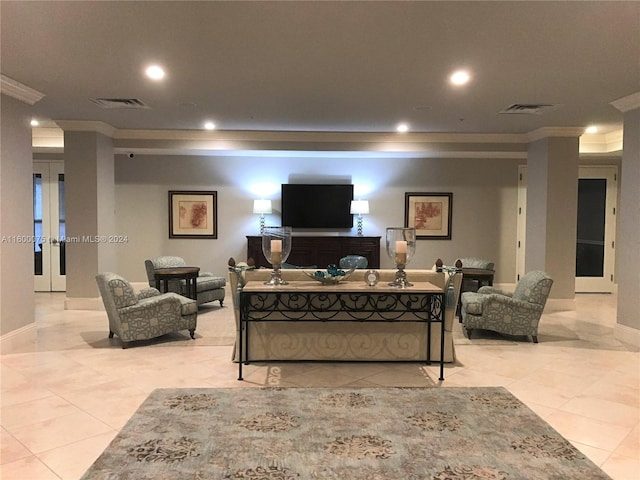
xmin=499 ymin=103 xmax=561 ymax=115
xmin=89 ymin=98 xmax=149 ymax=109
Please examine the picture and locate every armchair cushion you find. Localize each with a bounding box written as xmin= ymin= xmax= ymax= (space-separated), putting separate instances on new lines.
xmin=137 ymin=287 xmax=161 ymax=300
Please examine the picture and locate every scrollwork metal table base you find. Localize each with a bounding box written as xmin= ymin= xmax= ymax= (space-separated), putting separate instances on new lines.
xmin=238 ymin=281 xmax=445 ymax=381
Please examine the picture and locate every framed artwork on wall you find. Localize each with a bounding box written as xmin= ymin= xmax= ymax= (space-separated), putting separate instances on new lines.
xmin=404 ymin=192 xmax=452 ymax=240
xmin=169 ymin=190 xmax=218 ymax=239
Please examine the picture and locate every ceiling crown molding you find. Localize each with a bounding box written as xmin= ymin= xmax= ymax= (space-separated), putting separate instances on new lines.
xmin=611 ymin=92 xmax=640 ymax=112
xmin=0 ymin=74 xmax=45 ymax=105
xmin=54 ymin=120 xmax=116 ymax=137
xmin=527 ymin=127 xmax=585 ymax=142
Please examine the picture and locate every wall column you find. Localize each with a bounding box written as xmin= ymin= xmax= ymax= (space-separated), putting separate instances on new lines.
xmin=526 ymin=129 xmax=583 ymax=305
xmin=0 ymin=94 xmax=36 ymax=344
xmin=58 ymin=122 xmax=116 ymax=309
xmin=612 ymin=92 xmax=640 ymax=347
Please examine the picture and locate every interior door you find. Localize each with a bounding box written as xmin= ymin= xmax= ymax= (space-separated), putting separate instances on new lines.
xmin=575 ymin=166 xmax=617 ymax=293
xmin=33 ymin=161 xmax=66 ymax=292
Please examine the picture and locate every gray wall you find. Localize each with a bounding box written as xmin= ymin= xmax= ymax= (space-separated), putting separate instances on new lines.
xmin=113 ymin=154 xmax=523 ymax=283
xmin=0 ymin=94 xmax=35 ymax=336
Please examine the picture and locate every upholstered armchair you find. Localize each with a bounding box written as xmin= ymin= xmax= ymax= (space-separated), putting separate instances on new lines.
xmin=339 ymin=255 xmax=369 ymax=269
xmin=144 ymin=256 xmax=226 ymax=306
xmin=461 ymin=270 xmax=553 ymax=343
xmin=96 ymin=272 xmax=198 ymax=348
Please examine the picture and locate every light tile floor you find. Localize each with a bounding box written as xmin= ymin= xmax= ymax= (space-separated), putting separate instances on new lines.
xmin=1 ymin=291 xmax=638 ymax=479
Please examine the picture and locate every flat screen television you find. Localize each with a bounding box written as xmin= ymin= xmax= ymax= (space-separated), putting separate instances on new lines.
xmin=281 ymin=184 xmax=354 ymax=229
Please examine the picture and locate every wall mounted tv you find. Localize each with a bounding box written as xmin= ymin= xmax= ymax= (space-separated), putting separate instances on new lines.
xmin=281 ymin=184 xmax=354 ymax=229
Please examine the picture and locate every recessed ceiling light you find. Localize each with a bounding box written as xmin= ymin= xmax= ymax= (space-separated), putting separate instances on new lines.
xmin=30 ymin=119 xmax=39 ymax=126
xmin=585 ymin=125 xmax=598 ymax=134
xmin=396 ymin=122 xmax=409 ymax=133
xmin=145 ymin=65 xmax=165 ymax=80
xmin=204 ymin=121 xmax=216 ymax=130
xmin=450 ymin=70 xmax=471 ymax=86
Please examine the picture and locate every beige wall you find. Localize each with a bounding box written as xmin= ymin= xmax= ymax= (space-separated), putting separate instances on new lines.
xmin=617 ymin=108 xmax=640 ymax=331
xmin=113 ymin=154 xmax=523 ymax=283
xmin=0 ymin=94 xmax=35 ymax=336
xmin=64 ymin=131 xmax=115 ymax=300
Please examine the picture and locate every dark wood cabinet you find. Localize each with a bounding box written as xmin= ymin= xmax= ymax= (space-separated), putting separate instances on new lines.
xmin=247 ymin=236 xmax=381 ymax=269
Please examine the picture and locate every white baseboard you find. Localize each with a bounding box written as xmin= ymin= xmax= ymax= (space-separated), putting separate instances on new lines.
xmin=545 ymin=298 xmax=577 ymax=312
xmin=64 ymin=296 xmax=103 ymax=310
xmin=63 ymin=283 xmax=150 ymax=310
xmin=0 ymin=322 xmax=36 ymax=354
xmin=614 ymin=323 xmax=640 ymax=348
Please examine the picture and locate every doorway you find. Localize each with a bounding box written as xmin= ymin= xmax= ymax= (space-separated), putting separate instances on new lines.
xmin=33 ymin=161 xmax=66 ymax=291
xmin=575 ymin=166 xmax=617 ymax=292
xmin=516 ymin=165 xmax=617 ymax=293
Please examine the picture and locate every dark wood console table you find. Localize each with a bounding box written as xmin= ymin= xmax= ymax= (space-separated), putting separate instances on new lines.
xmin=247 ymin=235 xmax=381 ymax=269
xmin=238 ymin=280 xmax=445 ymax=381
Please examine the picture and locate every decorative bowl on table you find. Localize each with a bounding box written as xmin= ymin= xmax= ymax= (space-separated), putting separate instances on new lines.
xmin=304 ymin=265 xmax=356 ymax=285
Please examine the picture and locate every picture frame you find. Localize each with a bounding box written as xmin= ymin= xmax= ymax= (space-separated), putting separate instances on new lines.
xmin=404 ymin=192 xmax=452 ymax=239
xmin=168 ymin=190 xmax=217 ymax=239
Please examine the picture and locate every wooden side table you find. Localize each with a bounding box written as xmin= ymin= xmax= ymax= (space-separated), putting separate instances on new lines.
xmin=154 ymin=267 xmax=200 ymax=300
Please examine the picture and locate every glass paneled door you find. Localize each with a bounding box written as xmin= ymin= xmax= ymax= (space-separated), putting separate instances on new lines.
xmin=33 ymin=161 xmax=66 ymax=291
xmin=575 ymin=166 xmax=617 ymax=293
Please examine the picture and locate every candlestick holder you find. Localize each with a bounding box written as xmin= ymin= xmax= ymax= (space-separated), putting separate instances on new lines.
xmin=261 ymin=226 xmax=292 ymax=285
xmin=385 ymin=227 xmax=417 ymax=288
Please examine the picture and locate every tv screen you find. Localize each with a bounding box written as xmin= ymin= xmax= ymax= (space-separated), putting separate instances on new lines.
xmin=281 ymin=184 xmax=354 ymax=229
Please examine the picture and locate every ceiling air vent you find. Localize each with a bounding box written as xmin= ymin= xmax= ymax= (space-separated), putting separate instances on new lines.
xmin=499 ymin=103 xmax=561 ymax=115
xmin=89 ymin=98 xmax=149 ymax=109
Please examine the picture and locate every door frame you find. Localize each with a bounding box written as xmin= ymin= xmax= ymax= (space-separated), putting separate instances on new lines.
xmin=33 ymin=161 xmax=66 ymax=292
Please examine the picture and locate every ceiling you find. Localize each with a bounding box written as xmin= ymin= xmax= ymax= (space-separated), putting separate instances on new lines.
xmin=1 ymin=1 xmax=639 ymax=137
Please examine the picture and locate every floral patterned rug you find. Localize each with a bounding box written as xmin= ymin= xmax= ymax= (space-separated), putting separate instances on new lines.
xmin=81 ymin=387 xmax=611 ymax=480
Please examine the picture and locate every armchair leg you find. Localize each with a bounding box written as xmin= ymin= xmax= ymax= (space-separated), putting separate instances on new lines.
xmin=532 ymin=335 xmax=538 ymax=343
xmin=219 ymin=300 xmax=224 ymax=307
xmin=108 ymin=330 xmax=114 ymax=338
xmin=189 ymin=329 xmax=196 ymax=340
xmin=465 ymin=327 xmax=473 ymax=339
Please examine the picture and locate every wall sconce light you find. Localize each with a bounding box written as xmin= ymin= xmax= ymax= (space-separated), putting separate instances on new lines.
xmin=350 ymin=200 xmax=369 ymax=236
xmin=253 ymin=199 xmax=273 ymax=234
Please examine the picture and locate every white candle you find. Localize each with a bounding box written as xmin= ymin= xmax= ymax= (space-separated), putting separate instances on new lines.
xmin=271 ymin=239 xmax=282 ymax=265
xmin=395 ymin=240 xmax=407 ymax=265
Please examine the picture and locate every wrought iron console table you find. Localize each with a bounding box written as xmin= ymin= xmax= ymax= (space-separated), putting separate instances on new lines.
xmin=238 ymin=281 xmax=445 ymax=381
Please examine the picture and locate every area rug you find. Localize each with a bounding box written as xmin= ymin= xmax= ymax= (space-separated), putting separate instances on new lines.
xmin=81 ymin=387 xmax=611 ymax=480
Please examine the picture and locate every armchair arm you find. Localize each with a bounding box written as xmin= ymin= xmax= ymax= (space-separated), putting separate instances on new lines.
xmin=118 ymin=293 xmax=182 ymax=320
xmin=477 ymin=286 xmax=512 ymax=297
xmin=200 ymin=272 xmax=214 ymax=277
xmin=137 ymin=287 xmax=161 ymax=300
xmin=482 ymin=293 xmax=542 ymax=314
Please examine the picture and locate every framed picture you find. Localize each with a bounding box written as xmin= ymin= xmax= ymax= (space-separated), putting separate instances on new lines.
xmin=169 ymin=191 xmax=217 ymax=239
xmin=405 ymin=192 xmax=452 ymax=239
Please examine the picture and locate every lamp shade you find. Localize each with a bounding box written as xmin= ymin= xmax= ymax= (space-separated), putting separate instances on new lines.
xmin=350 ymin=200 xmax=369 ymax=215
xmin=253 ymin=199 xmax=273 ymax=214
